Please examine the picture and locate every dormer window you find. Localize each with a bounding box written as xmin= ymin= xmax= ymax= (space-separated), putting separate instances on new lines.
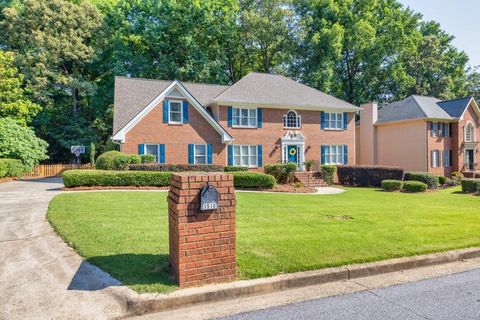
xmin=284 ymin=110 xmax=301 ymax=129
xmin=465 ymin=123 xmax=475 ymax=142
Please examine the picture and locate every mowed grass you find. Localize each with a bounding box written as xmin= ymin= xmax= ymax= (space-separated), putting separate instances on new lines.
xmin=47 ymin=187 xmax=480 ymax=293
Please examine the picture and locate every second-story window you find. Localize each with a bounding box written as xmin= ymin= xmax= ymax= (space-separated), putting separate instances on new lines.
xmin=431 ymin=122 xmax=450 ymax=137
xmin=465 ymin=123 xmax=475 ymax=142
xmin=232 ymin=107 xmax=257 ymax=128
xmin=325 ymin=112 xmax=343 ymax=130
xmin=169 ymin=100 xmax=183 ymax=124
xmin=284 ymin=110 xmax=301 ymax=129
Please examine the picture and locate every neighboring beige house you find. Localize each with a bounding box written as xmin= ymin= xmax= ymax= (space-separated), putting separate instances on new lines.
xmin=357 ymin=95 xmax=480 ymax=177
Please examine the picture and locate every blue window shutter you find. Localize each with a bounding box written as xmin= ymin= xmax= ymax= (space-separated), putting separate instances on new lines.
xmin=159 ymin=144 xmax=165 ymax=163
xmin=163 ymin=100 xmax=169 ymax=123
xmin=321 ymin=145 xmax=326 ymax=164
xmin=257 ymin=145 xmax=263 ymax=167
xmin=207 ymin=144 xmax=213 ymax=164
xmin=227 ymin=106 xmax=233 ymax=127
xmin=343 ymin=112 xmax=348 ymax=130
xmin=257 ymin=108 xmax=262 ymax=128
xmin=182 ymin=101 xmax=189 ymax=124
xmin=343 ymin=144 xmax=348 ymax=164
xmin=321 ymin=112 xmax=325 ymax=130
xmin=188 ymin=144 xmax=194 ymax=164
xmin=228 ymin=144 xmax=233 ymax=166
xmin=138 ymin=144 xmax=145 ymax=155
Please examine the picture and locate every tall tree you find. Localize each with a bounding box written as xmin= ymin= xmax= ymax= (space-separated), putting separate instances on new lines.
xmin=0 ymin=50 xmax=41 ymax=125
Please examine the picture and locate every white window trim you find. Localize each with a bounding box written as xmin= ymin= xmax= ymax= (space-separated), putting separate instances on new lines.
xmin=232 ymin=107 xmax=257 ymax=128
xmin=324 ymin=112 xmax=344 ymax=130
xmin=145 ymin=143 xmax=160 ymax=163
xmin=465 ymin=122 xmax=475 ymax=142
xmin=232 ymin=144 xmax=258 ymax=168
xmin=193 ymin=144 xmax=208 ymax=164
xmin=283 ymin=110 xmax=301 ymax=129
xmin=168 ymin=99 xmax=183 ymax=124
xmin=431 ymin=150 xmax=440 ymax=168
xmin=323 ymin=144 xmax=345 ymax=165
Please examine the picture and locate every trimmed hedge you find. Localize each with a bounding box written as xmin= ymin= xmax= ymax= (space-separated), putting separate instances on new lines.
xmin=224 ymin=166 xmax=248 ymax=172
xmin=0 ymin=158 xmax=25 ymax=178
xmin=129 ymin=163 xmax=224 ymax=172
xmin=113 ymin=154 xmax=141 ymax=170
xmin=381 ymin=180 xmax=403 ymax=191
xmin=337 ymin=165 xmax=404 ymax=187
xmin=95 ymin=151 xmax=122 ymax=170
xmin=140 ymin=154 xmax=156 ymax=163
xmin=63 ymin=170 xmax=171 ymax=187
xmin=264 ymin=163 xmax=297 ymax=183
xmin=320 ymin=165 xmax=336 ymax=185
xmin=228 ymin=171 xmax=276 ymax=189
xmin=438 ymin=176 xmax=447 ymax=185
xmin=403 ymin=181 xmax=427 ymax=193
xmin=404 ymin=172 xmax=439 ymax=189
xmin=461 ymin=178 xmax=480 ymax=193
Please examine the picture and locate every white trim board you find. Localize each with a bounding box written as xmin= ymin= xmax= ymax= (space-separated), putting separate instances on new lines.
xmin=111 ymin=80 xmax=233 ymax=143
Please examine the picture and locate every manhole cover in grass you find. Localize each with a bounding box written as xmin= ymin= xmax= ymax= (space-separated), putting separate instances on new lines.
xmin=325 ymin=214 xmax=353 ymax=220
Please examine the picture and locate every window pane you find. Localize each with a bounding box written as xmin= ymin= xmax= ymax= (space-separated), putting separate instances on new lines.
xmin=233 ymin=155 xmax=241 ymax=166
xmin=195 ymin=156 xmax=206 ymax=164
xmin=233 ymin=116 xmax=240 ymax=126
xmin=233 ymin=146 xmax=240 ymax=156
xmin=249 ymin=116 xmax=256 ymax=127
xmin=195 ymin=144 xmax=205 ymax=156
xmin=146 ymin=145 xmax=158 ymax=162
xmin=233 ymin=108 xmax=240 ymax=117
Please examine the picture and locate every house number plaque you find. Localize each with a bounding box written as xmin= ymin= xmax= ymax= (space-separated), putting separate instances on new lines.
xmin=200 ymin=185 xmax=219 ymax=211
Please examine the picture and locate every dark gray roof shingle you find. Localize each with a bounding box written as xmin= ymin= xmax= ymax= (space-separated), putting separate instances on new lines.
xmin=437 ymin=97 xmax=473 ymax=118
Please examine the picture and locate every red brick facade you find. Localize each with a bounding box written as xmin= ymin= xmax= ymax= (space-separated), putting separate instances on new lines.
xmin=121 ymin=98 xmax=356 ymax=170
xmin=168 ymin=173 xmax=236 ymax=287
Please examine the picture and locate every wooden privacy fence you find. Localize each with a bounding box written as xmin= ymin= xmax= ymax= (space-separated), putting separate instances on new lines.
xmin=23 ymin=163 xmax=92 ymax=178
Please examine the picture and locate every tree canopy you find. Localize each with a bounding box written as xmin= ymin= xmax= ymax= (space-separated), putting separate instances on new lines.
xmin=0 ymin=0 xmax=478 ymax=162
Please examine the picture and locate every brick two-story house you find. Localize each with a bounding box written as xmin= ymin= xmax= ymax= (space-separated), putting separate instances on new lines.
xmin=357 ymin=95 xmax=480 ymax=177
xmin=112 ymin=72 xmax=360 ymax=170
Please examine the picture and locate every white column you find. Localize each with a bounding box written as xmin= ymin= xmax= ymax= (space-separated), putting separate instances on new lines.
xmin=299 ymin=143 xmax=305 ymax=171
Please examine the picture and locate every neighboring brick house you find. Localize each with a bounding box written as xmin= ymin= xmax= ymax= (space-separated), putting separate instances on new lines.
xmin=357 ymin=95 xmax=480 ymax=176
xmin=112 ymin=72 xmax=360 ymax=170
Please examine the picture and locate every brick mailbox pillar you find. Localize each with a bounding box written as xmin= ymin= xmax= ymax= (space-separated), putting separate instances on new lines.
xmin=168 ymin=172 xmax=236 ymax=287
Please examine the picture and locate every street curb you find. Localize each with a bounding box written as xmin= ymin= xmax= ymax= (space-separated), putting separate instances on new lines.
xmin=125 ymin=247 xmax=480 ymax=316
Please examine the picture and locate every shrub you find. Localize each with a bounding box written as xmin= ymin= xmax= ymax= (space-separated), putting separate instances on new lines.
xmin=438 ymin=176 xmax=447 ymax=185
xmin=129 ymin=154 xmax=141 ymax=164
xmin=229 ymin=171 xmax=276 ymax=189
xmin=404 ymin=172 xmax=439 ymax=189
xmin=129 ymin=163 xmax=225 ymax=172
xmin=264 ymin=163 xmax=297 ymax=183
xmin=0 ymin=158 xmax=25 ymax=178
xmin=63 ymin=170 xmax=171 ymax=187
xmin=140 ymin=154 xmax=156 ymax=163
xmin=224 ymin=166 xmax=248 ymax=172
xmin=381 ymin=180 xmax=404 ymax=191
xmin=461 ymin=179 xmax=480 ymax=193
xmin=451 ymin=171 xmax=464 ymax=185
xmin=320 ymin=165 xmax=336 ymax=185
xmin=95 ymin=151 xmax=122 ymax=170
xmin=336 ymin=165 xmax=404 ymax=187
xmin=403 ymin=181 xmax=427 ymax=193
xmin=113 ymin=154 xmax=131 ymax=171
xmin=445 ymin=178 xmax=459 ymax=187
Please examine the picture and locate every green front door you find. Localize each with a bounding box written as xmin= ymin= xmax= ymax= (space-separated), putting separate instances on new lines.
xmin=287 ymin=145 xmax=298 ymax=164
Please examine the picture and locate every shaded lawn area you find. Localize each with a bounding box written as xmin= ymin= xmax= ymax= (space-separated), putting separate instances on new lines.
xmin=47 ymin=187 xmax=480 ymax=293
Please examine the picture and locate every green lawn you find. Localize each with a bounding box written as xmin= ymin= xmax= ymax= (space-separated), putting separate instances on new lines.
xmin=47 ymin=187 xmax=480 ymax=293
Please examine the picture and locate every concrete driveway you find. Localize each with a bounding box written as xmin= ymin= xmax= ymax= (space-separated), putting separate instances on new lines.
xmin=0 ymin=178 xmax=132 ymax=319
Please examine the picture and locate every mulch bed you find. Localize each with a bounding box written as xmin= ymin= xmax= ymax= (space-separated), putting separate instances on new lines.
xmin=0 ymin=177 xmax=14 ymax=184
xmin=62 ymin=186 xmax=170 ymax=191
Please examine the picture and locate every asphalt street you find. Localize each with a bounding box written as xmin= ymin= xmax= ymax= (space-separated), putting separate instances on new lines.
xmin=217 ymin=268 xmax=480 ymax=320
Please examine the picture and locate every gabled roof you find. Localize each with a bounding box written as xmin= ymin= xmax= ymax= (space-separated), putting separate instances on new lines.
xmin=377 ymin=95 xmax=453 ymax=124
xmin=112 ymin=79 xmax=232 ymax=143
xmin=113 ymin=77 xmax=228 ymax=135
xmin=437 ymin=96 xmax=474 ymax=118
xmin=211 ymin=72 xmax=360 ymax=111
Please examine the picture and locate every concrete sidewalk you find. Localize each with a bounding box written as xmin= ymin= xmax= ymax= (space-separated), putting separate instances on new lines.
xmin=0 ymin=178 xmax=133 ymax=320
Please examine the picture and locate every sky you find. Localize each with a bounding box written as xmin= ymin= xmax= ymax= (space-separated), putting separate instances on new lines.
xmin=398 ymin=0 xmax=480 ymax=67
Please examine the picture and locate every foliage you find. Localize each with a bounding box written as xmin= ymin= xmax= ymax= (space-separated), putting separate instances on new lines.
xmin=0 ymin=158 xmax=25 ymax=178
xmin=94 ymin=150 xmax=122 ymax=170
xmin=113 ymin=154 xmax=131 ymax=171
xmin=451 ymin=171 xmax=464 ymax=185
xmin=337 ymin=165 xmax=404 ymax=187
xmin=224 ymin=166 xmax=249 ymax=172
xmin=461 ymin=179 xmax=480 ymax=193
xmin=438 ymin=176 xmax=447 ymax=186
xmin=0 ymin=51 xmax=41 ymax=125
xmin=129 ymin=163 xmax=225 ymax=172
xmin=320 ymin=165 xmax=336 ymax=185
xmin=48 ymin=186 xmax=480 ymax=293
xmin=404 ymin=172 xmax=439 ymax=189
xmin=62 ymin=169 xmax=171 ymax=187
xmin=402 ymin=181 xmax=427 ymax=193
xmin=140 ymin=154 xmax=155 ymax=164
xmin=89 ymin=142 xmax=96 ymax=167
xmin=264 ymin=163 xmax=297 ymax=183
xmin=228 ymin=171 xmax=276 ymax=189
xmin=0 ymin=117 xmax=48 ymax=169
xmin=304 ymin=160 xmax=315 ymax=171
xmin=381 ymin=180 xmax=403 ymax=191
